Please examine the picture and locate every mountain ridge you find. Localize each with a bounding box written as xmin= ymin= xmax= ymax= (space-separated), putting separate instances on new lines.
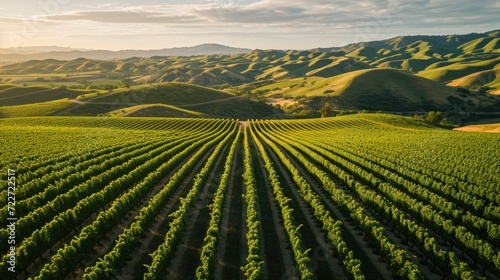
xmin=2 ymin=29 xmax=498 ymax=63
xmin=0 ymin=44 xmax=252 ymax=62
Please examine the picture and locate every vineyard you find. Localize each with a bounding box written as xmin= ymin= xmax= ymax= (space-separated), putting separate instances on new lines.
xmin=0 ymin=114 xmax=499 ymax=280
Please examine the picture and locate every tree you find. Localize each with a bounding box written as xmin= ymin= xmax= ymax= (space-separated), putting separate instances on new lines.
xmin=320 ymin=104 xmax=332 ymax=118
xmin=426 ymin=111 xmax=443 ymax=123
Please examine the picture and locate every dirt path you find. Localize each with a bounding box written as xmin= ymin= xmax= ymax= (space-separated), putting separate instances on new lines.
xmin=250 ymin=137 xmax=298 ymax=280
xmin=214 ymin=141 xmax=245 ymax=280
xmin=21 ymin=207 xmax=106 ymax=279
xmin=286 ymin=141 xmax=450 ymax=280
xmin=115 ymin=146 xmax=217 ymax=280
xmin=66 ymin=146 xmax=205 ymax=279
xmin=120 ymin=106 xmax=146 ymax=117
xmin=277 ymin=146 xmax=398 ymax=280
xmin=164 ymin=143 xmax=230 ymax=280
xmin=297 ymin=136 xmax=500 ymax=278
xmin=262 ymin=140 xmax=349 ymax=280
xmin=266 ymin=97 xmax=297 ymax=107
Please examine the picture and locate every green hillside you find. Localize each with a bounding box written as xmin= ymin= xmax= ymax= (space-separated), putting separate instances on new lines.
xmin=255 ymin=68 xmax=500 ymax=112
xmin=66 ymin=82 xmax=277 ymax=119
xmin=0 ymin=84 xmax=92 ymax=106
xmin=90 ymin=82 xmax=233 ymax=105
xmin=448 ymin=67 xmax=500 ymax=91
xmin=0 ymin=30 xmax=498 ymax=120
xmin=0 ymin=82 xmax=278 ymax=119
xmin=0 ymin=99 xmax=73 ymax=117
xmin=418 ymin=57 xmax=500 ymax=83
xmin=459 ymin=37 xmax=500 ymax=53
xmin=105 ymin=104 xmax=210 ymax=118
xmin=0 ymin=30 xmax=498 ymax=93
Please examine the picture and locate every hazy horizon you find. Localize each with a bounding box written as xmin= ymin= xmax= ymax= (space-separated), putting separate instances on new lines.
xmin=1 ymin=27 xmax=499 ymax=53
xmin=0 ymin=0 xmax=499 ymax=51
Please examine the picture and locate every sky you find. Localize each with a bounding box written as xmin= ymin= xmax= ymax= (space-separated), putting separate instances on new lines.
xmin=0 ymin=0 xmax=499 ymax=50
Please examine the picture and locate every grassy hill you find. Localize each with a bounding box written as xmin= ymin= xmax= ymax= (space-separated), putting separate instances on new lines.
xmin=0 ymin=99 xmax=73 ymax=118
xmin=0 ymin=30 xmax=498 ymax=120
xmin=0 ymin=84 xmax=93 ymax=106
xmin=104 ymin=104 xmax=210 ymax=118
xmin=0 ymin=82 xmax=278 ymax=119
xmin=0 ymin=30 xmax=498 ymax=93
xmin=447 ymin=66 xmax=500 ymax=92
xmin=418 ymin=57 xmax=500 ymax=83
xmin=255 ymin=68 xmax=500 ymax=112
xmin=0 ymin=52 xmax=374 ymax=87
xmin=66 ymin=82 xmax=278 ymax=119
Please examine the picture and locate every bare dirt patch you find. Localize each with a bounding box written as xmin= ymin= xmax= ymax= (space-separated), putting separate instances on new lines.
xmin=267 ymin=97 xmax=297 ymax=107
xmin=454 ymin=123 xmax=500 ymax=133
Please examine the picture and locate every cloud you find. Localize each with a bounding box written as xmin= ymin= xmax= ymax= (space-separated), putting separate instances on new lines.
xmin=21 ymin=0 xmax=499 ymax=49
xmin=41 ymin=0 xmax=500 ymax=29
xmin=46 ymin=9 xmax=198 ymax=23
xmin=0 ymin=17 xmax=24 ymax=23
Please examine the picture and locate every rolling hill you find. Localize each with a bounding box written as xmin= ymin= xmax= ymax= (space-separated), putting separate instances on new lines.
xmin=0 ymin=82 xmax=279 ymax=119
xmin=447 ymin=66 xmax=500 ymax=93
xmin=0 ymin=99 xmax=74 ymax=118
xmin=0 ymin=30 xmax=499 ymax=120
xmin=0 ymin=84 xmax=93 ymax=106
xmin=0 ymin=51 xmax=375 ymax=86
xmin=104 ymin=104 xmax=210 ymax=118
xmin=417 ymin=57 xmax=500 ymax=83
xmin=0 ymin=30 xmax=498 ymax=92
xmin=256 ymin=68 xmax=500 ymax=112
xmin=62 ymin=82 xmax=278 ymax=119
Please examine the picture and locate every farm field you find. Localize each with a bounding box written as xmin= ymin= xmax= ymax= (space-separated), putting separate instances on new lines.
xmin=0 ymin=114 xmax=499 ymax=280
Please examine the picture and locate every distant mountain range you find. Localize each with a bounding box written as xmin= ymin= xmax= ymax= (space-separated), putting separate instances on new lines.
xmin=0 ymin=46 xmax=89 ymax=55
xmin=0 ymin=44 xmax=252 ymax=62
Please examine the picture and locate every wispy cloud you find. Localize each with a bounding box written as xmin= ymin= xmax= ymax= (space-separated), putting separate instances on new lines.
xmin=41 ymin=0 xmax=500 ymax=28
xmin=1 ymin=0 xmax=498 ymax=49
xmin=0 ymin=17 xmax=24 ymax=23
xmin=47 ymin=10 xmax=198 ymax=23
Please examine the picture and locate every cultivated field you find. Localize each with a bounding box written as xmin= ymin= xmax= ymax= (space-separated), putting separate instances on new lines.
xmin=0 ymin=114 xmax=499 ymax=280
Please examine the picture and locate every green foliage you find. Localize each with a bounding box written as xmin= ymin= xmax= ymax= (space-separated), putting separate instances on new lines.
xmin=425 ymin=111 xmax=444 ymax=123
xmin=0 ymin=99 xmax=73 ymax=117
xmin=0 ymin=114 xmax=497 ymax=279
xmin=240 ymin=129 xmax=264 ymax=279
xmin=0 ymin=84 xmax=93 ymax=106
xmin=319 ymin=104 xmax=332 ymax=118
xmin=196 ymin=129 xmax=241 ymax=279
xmin=249 ymin=123 xmax=314 ymax=279
xmin=68 ymin=82 xmax=277 ymax=119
